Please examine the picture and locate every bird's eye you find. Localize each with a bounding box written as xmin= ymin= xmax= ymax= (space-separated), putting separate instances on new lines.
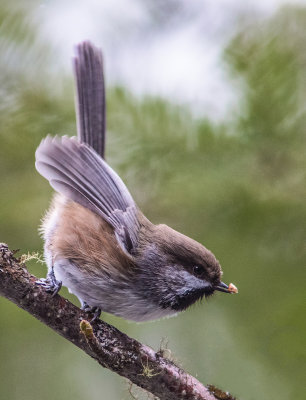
xmin=193 ymin=265 xmax=205 ymax=277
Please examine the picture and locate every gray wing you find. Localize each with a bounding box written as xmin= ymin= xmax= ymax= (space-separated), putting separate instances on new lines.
xmin=35 ymin=135 xmax=139 ymax=254
xmin=73 ymin=41 xmax=106 ymax=158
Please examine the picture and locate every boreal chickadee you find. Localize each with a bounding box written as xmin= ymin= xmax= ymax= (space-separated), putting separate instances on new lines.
xmin=35 ymin=41 xmax=238 ymax=322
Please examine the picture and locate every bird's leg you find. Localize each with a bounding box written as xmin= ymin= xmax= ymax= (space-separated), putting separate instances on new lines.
xmin=80 ymin=300 xmax=102 ymax=322
xmin=36 ymin=266 xmax=62 ymax=297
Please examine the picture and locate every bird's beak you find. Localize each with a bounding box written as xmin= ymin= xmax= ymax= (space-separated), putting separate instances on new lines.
xmin=214 ymin=281 xmax=238 ymax=294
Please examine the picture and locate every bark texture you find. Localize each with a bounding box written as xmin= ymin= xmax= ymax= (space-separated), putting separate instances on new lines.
xmin=0 ymin=243 xmax=236 ymax=400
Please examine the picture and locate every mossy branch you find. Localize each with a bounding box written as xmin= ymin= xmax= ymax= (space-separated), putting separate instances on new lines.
xmin=0 ymin=243 xmax=236 ymax=400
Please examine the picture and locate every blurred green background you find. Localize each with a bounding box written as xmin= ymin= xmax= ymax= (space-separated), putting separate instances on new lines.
xmin=0 ymin=1 xmax=305 ymax=399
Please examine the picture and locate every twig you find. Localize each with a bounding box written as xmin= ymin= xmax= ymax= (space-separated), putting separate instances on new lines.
xmin=0 ymin=243 xmax=236 ymax=400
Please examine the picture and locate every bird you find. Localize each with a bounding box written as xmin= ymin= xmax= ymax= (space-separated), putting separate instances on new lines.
xmin=35 ymin=41 xmax=238 ymax=322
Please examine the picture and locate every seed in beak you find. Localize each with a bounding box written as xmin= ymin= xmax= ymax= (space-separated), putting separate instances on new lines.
xmin=228 ymin=283 xmax=238 ymax=293
xmin=215 ymin=282 xmax=238 ymax=294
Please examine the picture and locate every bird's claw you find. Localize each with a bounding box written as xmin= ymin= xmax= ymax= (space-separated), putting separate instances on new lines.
xmin=36 ymin=275 xmax=62 ymax=297
xmin=81 ymin=302 xmax=102 ymax=322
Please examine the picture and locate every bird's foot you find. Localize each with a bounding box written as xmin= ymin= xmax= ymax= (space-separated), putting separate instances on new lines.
xmin=81 ymin=302 xmax=102 ymax=322
xmin=36 ymin=270 xmax=62 ymax=297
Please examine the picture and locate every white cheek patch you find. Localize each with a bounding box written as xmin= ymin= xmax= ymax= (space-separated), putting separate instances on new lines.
xmin=164 ymin=266 xmax=209 ymax=297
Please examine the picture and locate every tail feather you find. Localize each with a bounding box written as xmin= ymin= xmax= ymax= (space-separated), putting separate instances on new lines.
xmin=73 ymin=41 xmax=106 ymax=158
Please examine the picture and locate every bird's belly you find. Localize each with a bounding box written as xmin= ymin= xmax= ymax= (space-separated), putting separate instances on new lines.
xmin=53 ymin=258 xmax=177 ymax=322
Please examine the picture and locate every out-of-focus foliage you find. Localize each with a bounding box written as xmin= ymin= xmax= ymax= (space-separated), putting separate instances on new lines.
xmin=0 ymin=3 xmax=305 ymax=400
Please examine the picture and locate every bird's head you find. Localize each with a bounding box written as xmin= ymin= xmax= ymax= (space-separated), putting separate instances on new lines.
xmin=136 ymin=224 xmax=237 ymax=313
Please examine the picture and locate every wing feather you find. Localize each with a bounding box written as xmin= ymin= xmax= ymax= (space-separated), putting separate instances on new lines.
xmin=36 ymin=136 xmax=139 ymax=253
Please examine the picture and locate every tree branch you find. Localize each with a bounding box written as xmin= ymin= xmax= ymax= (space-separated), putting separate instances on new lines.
xmin=0 ymin=243 xmax=236 ymax=400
